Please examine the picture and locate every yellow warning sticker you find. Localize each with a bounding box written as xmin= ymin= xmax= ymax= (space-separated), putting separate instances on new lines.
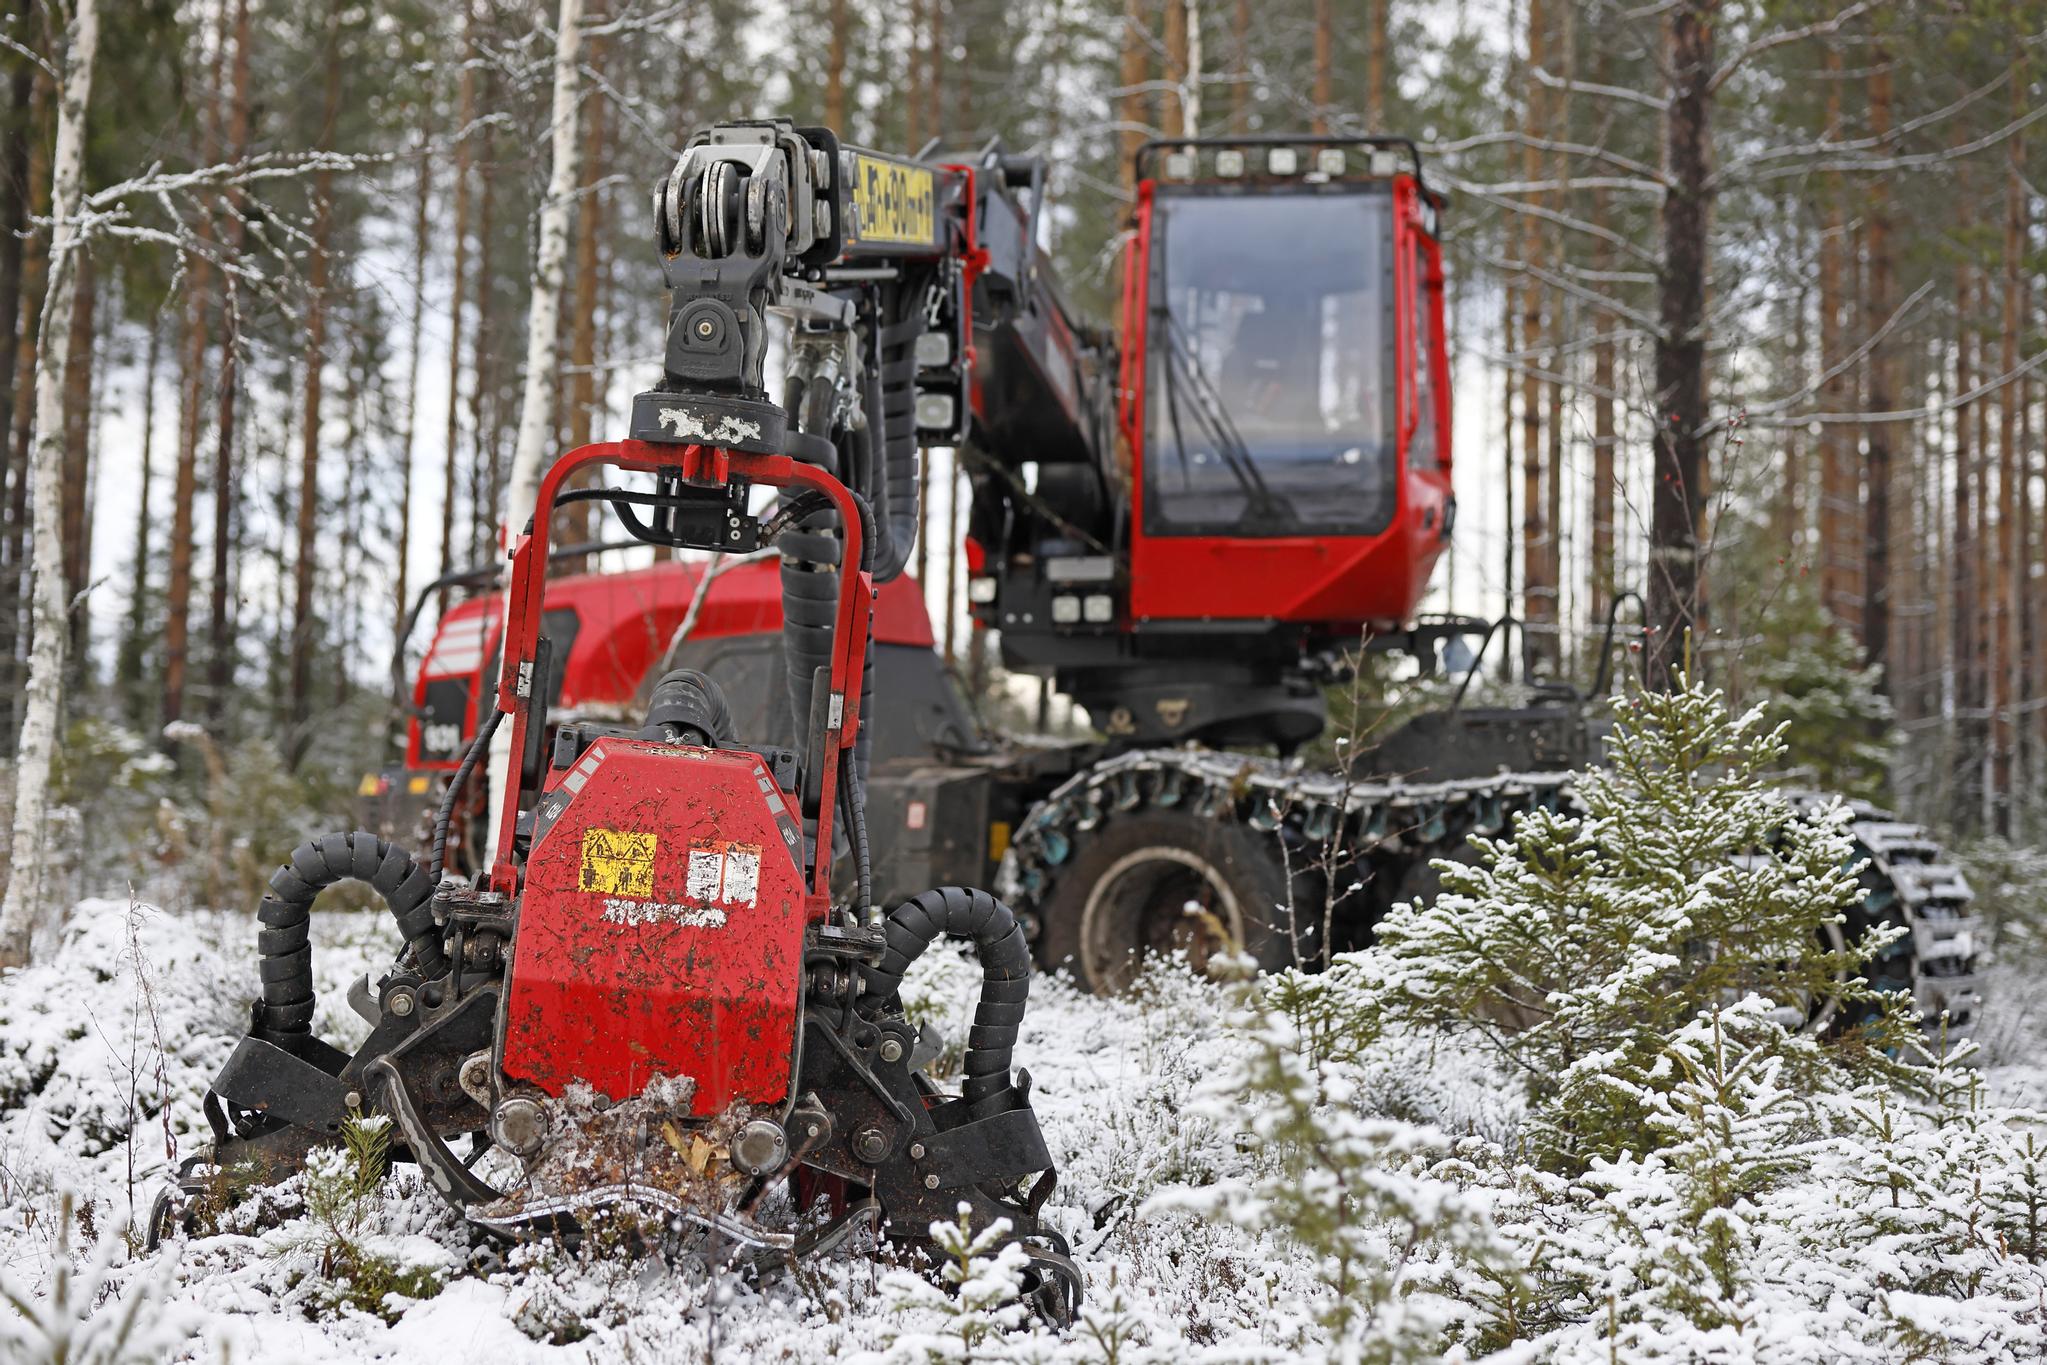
xmin=580 ymin=828 xmax=656 ymax=897
xmin=850 ymin=154 xmax=936 ymax=247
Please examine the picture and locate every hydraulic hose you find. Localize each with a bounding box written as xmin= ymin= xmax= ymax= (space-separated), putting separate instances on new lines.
xmin=775 ymin=487 xmax=876 ymax=774
xmin=429 ymin=705 xmax=501 ymax=881
xmin=863 ymin=299 xmax=925 ymax=585
xmin=860 ymin=887 xmax=1033 ymax=1117
xmin=252 ymin=832 xmax=441 ymax=1044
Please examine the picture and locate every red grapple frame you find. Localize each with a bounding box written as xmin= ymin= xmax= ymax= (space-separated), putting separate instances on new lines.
xmin=489 ymin=439 xmax=871 ymax=910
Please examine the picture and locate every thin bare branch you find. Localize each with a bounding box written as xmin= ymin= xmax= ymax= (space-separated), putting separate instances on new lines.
xmin=1709 ymin=0 xmax=1881 ymax=95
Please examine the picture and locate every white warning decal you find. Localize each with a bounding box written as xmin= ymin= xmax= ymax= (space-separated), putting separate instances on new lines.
xmin=685 ymin=840 xmax=763 ymax=910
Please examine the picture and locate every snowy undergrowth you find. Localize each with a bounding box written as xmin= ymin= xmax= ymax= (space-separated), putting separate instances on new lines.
xmin=3 ymin=676 xmax=2045 ymax=1361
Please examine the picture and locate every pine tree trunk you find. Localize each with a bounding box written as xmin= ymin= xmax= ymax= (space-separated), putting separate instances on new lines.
xmin=288 ymin=1 xmax=342 ymax=765
xmin=1644 ymin=0 xmax=1715 ymax=691
xmin=825 ymin=0 xmax=848 ymax=130
xmin=906 ymin=0 xmax=925 ymax=149
xmin=1591 ymin=193 xmax=1616 ymax=625
xmin=1230 ymin=0 xmax=1250 ymax=134
xmin=929 ymin=0 xmax=946 ymax=143
xmin=1118 ymin=0 xmax=1147 ymax=192
xmin=1951 ymin=272 xmax=1975 ymax=816
xmin=396 ymin=128 xmax=430 ymax=634
xmin=1368 ymin=0 xmax=1388 ymax=127
xmin=1499 ymin=285 xmax=1515 ymax=680
xmin=0 ymin=0 xmax=97 ymax=967
xmin=1312 ymin=0 xmax=1331 ymax=135
xmin=160 ymin=5 xmax=221 ymax=745
xmin=205 ymin=0 xmax=250 ymax=723
xmin=119 ymin=315 xmax=160 ymax=717
xmin=1816 ymin=45 xmax=1855 ymax=636
xmin=1993 ymin=57 xmax=2024 ymax=832
xmin=0 ymin=0 xmax=37 ymax=510
xmin=1862 ymin=57 xmax=1893 ymax=692
xmin=439 ymin=1 xmax=479 ymax=607
xmin=1163 ymin=0 xmax=1187 ymax=138
xmin=1519 ymin=0 xmax=1551 ymax=671
xmin=58 ymin=247 xmax=93 ymax=673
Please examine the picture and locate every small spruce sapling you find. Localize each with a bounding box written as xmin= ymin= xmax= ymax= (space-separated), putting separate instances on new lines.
xmin=302 ymin=1109 xmax=444 ymax=1319
xmin=1360 ymin=668 xmax=1915 ymax=1167
xmin=0 ymin=1193 xmax=183 ymax=1365
xmin=1155 ymin=989 xmax=1514 ymax=1363
xmin=876 ymin=1203 xmax=1031 ymax=1363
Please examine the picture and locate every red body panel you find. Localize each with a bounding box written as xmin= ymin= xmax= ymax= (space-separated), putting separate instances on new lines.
xmin=409 ymin=561 xmax=932 ymax=770
xmin=499 ymin=737 xmax=808 ymax=1111
xmin=1116 ymin=172 xmax=1454 ymax=634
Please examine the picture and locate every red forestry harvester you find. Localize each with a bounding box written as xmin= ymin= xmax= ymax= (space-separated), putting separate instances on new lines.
xmin=163 ymin=117 xmax=1981 ymax=1300
xmin=377 ymin=128 xmax=1981 ymax=1016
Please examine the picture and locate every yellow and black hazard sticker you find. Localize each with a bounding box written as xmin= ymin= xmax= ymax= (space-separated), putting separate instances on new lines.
xmin=849 ymin=154 xmax=936 ymax=248
xmin=580 ymin=828 xmax=656 ymax=897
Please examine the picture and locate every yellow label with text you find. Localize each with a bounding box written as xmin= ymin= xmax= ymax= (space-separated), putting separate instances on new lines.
xmin=580 ymin=828 xmax=656 ymax=897
xmin=850 ymin=155 xmax=936 ymax=247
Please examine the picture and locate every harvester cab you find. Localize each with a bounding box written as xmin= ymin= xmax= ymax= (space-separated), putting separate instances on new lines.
xmin=968 ymin=136 xmax=1459 ymax=751
xmin=165 ymin=119 xmax=1080 ymax=1320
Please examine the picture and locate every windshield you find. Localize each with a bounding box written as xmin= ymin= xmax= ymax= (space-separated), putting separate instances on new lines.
xmin=1143 ymin=190 xmax=1396 ymax=536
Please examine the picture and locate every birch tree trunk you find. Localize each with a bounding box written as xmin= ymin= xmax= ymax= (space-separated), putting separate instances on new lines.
xmin=487 ymin=0 xmax=583 ymax=865
xmin=0 ymin=0 xmax=98 ymax=968
xmin=396 ymin=129 xmax=430 ymax=633
xmin=438 ymin=1 xmax=479 ymax=609
xmin=502 ymin=0 xmax=584 ymax=542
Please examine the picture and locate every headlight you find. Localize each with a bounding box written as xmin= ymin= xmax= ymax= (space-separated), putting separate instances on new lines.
xmin=1083 ymin=594 xmax=1114 ymax=624
xmin=1051 ymin=595 xmax=1082 ymax=625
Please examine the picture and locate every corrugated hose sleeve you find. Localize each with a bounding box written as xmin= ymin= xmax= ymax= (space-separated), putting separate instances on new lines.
xmin=859 ymin=887 xmax=1033 ymax=1117
xmin=252 ymin=832 xmax=443 ymax=1043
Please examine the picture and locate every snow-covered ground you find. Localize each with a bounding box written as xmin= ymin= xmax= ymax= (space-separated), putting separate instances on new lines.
xmin=0 ymin=897 xmax=1353 ymax=1361
xmin=3 ymin=896 xmax=2045 ymax=1362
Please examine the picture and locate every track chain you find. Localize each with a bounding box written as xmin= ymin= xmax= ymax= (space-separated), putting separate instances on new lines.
xmin=1002 ymin=749 xmax=1984 ymax=1035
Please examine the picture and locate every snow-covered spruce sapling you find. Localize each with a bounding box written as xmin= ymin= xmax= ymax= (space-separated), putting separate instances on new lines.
xmin=875 ymin=1204 xmax=1031 ymax=1363
xmin=1360 ymin=669 xmax=1916 ymax=1168
xmin=302 ymin=1109 xmax=443 ymax=1318
xmin=0 ymin=1192 xmax=183 ymax=1365
xmin=1154 ymin=994 xmax=1514 ymax=1363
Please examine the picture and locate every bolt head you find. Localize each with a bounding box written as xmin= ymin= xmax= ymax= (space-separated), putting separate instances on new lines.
xmin=923 ymin=1173 xmax=941 ymax=1190
xmin=878 ymin=1037 xmax=905 ymax=1064
xmin=908 ymin=1141 xmax=925 ymax=1160
xmin=388 ymin=989 xmax=416 ymax=1017
xmin=696 ymin=318 xmax=716 ymax=338
xmin=852 ymin=1124 xmax=890 ymax=1164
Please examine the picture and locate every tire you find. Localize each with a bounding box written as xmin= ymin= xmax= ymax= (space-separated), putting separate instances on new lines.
xmin=1033 ymin=809 xmax=1312 ymax=994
